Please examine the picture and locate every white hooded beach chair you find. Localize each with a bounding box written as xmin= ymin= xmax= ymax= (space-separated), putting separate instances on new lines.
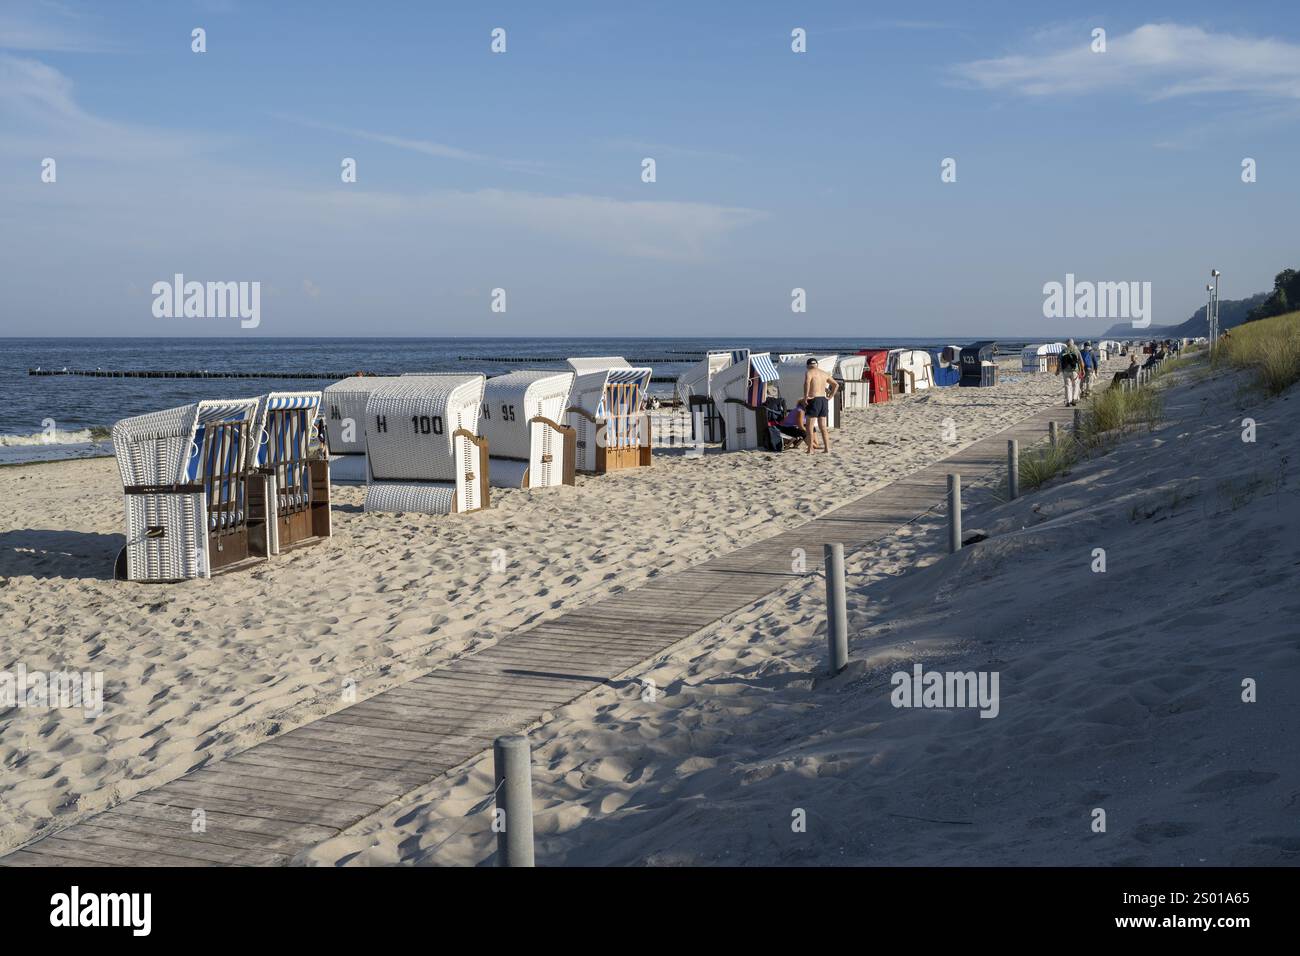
xmin=322 ymin=376 xmax=408 ymax=483
xmin=676 ymin=350 xmax=732 ymax=443
xmin=836 ymin=355 xmax=870 ymax=409
xmin=710 ymin=349 xmax=780 ymax=451
xmin=885 ymin=349 xmax=933 ymax=394
xmin=481 ymin=370 xmax=575 ymax=489
xmin=1021 ymin=343 xmax=1063 ymax=373
xmin=564 ymin=357 xmax=654 ymax=474
xmin=112 ymin=399 xmax=266 ymax=582
xmin=247 ymin=391 xmax=331 ymax=555
xmin=363 ymin=374 xmax=489 ymax=514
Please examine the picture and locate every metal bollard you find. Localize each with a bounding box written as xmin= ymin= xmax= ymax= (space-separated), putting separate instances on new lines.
xmin=1008 ymin=439 xmax=1019 ymax=501
xmin=824 ymin=543 xmax=848 ymax=675
xmin=494 ymin=735 xmax=535 ymax=867
xmin=948 ymin=473 xmax=962 ymax=553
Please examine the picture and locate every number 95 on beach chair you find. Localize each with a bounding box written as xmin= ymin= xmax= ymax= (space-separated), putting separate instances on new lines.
xmin=248 ymin=391 xmax=331 ymax=554
xmin=112 ymin=399 xmax=268 ymax=582
xmin=363 ymin=375 xmax=490 ymax=514
xmin=481 ymin=370 xmax=576 ymax=488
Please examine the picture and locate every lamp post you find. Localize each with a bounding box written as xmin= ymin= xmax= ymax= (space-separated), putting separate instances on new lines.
xmin=1206 ymin=267 xmax=1216 ymax=348
xmin=1206 ymin=283 xmax=1215 ymax=351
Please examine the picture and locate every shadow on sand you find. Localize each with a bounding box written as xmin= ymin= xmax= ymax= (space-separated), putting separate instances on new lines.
xmin=0 ymin=529 xmax=123 ymax=582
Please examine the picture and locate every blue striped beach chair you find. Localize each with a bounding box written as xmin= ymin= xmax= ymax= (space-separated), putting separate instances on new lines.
xmin=248 ymin=391 xmax=332 ymax=554
xmin=709 ymin=350 xmax=780 ymax=451
xmin=111 ymin=399 xmax=267 ymax=581
xmin=564 ymin=357 xmax=654 ymax=474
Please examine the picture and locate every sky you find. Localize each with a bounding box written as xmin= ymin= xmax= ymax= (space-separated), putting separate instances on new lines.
xmin=1 ymin=0 xmax=1297 ymax=338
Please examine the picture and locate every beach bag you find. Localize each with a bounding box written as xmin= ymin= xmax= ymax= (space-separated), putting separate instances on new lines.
xmin=767 ymin=423 xmax=786 ymax=452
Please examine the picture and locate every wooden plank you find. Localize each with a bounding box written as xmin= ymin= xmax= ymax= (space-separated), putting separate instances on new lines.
xmin=104 ymin=798 xmax=339 ymax=843
xmin=1 ymin=847 xmax=115 ymax=867
xmin=66 ymin=820 xmax=289 ymax=867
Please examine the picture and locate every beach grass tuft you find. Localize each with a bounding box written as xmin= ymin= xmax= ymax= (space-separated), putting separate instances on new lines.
xmin=1018 ymin=437 xmax=1079 ymax=491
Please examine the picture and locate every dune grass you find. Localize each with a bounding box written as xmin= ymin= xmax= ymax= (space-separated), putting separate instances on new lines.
xmin=1076 ymin=382 xmax=1164 ymax=448
xmin=1018 ymin=436 xmax=1079 ymax=491
xmin=1213 ymin=310 xmax=1300 ymax=396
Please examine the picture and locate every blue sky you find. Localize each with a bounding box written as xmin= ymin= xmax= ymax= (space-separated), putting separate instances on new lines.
xmin=1 ymin=0 xmax=1297 ymax=337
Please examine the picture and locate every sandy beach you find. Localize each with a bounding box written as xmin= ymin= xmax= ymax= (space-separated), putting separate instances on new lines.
xmin=0 ymin=356 xmax=1082 ymax=854
xmin=291 ymin=354 xmax=1300 ymax=866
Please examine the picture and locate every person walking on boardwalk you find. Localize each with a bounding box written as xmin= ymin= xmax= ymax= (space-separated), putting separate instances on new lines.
xmin=802 ymin=357 xmax=838 ymax=454
xmin=1080 ymin=341 xmax=1097 ymax=397
xmin=1059 ymin=338 xmax=1084 ymax=407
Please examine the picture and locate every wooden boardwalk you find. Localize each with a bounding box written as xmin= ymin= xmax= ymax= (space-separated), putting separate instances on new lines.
xmin=2 ymin=404 xmax=1074 ymax=867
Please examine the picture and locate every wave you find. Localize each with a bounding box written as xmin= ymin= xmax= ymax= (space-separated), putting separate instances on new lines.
xmin=0 ymin=428 xmax=109 ymax=447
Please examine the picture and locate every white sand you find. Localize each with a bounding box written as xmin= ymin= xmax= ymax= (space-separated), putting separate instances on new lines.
xmin=294 ymin=356 xmax=1300 ymax=866
xmin=0 ymin=358 xmax=1078 ymax=854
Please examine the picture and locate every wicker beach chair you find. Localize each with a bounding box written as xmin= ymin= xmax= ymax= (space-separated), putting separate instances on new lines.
xmin=322 ymin=376 xmax=404 ymax=483
xmin=248 ymin=391 xmax=331 ymax=554
xmin=710 ymin=350 xmax=780 ymax=451
xmin=481 ymin=370 xmax=576 ymax=489
xmin=363 ymin=375 xmax=489 ymax=514
xmin=836 ymin=355 xmax=870 ymax=409
xmin=564 ymin=357 xmax=654 ymax=474
xmin=112 ymin=399 xmax=266 ymax=581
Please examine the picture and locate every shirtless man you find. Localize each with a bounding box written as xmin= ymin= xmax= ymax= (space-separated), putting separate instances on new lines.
xmin=802 ymin=357 xmax=838 ymax=454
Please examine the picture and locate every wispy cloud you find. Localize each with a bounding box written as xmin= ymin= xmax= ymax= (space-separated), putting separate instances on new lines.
xmin=954 ymin=23 xmax=1300 ymax=100
xmin=307 ymin=187 xmax=768 ymax=260
xmin=0 ymin=0 xmax=117 ymax=53
xmin=0 ymin=52 xmax=209 ymax=159
xmin=602 ymin=138 xmax=744 ymax=164
xmin=273 ymin=113 xmax=547 ymax=174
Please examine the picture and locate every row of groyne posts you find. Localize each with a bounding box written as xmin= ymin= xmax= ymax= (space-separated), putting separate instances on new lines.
xmin=490 ymin=413 xmax=1083 ymax=867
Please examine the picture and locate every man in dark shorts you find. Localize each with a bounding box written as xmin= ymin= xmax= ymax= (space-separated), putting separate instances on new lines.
xmin=802 ymin=358 xmax=838 ymax=454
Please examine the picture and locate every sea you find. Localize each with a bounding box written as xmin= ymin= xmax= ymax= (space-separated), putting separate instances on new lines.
xmin=0 ymin=336 xmax=1032 ymax=465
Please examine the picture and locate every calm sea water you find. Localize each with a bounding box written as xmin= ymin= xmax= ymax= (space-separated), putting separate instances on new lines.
xmin=0 ymin=336 xmax=1016 ymax=460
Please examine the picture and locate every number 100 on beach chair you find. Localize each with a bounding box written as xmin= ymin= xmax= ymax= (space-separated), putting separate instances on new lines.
xmin=363 ymin=375 xmax=491 ymax=514
xmin=112 ymin=399 xmax=267 ymax=582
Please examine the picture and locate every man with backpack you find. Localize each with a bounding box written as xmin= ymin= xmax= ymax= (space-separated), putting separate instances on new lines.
xmin=1080 ymin=341 xmax=1097 ymax=397
xmin=1058 ymin=338 xmax=1084 ymax=407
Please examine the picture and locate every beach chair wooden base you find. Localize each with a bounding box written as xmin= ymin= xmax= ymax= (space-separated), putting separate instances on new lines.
xmin=567 ymin=407 xmax=652 ymax=474
xmin=262 ymin=458 xmax=332 ymax=554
